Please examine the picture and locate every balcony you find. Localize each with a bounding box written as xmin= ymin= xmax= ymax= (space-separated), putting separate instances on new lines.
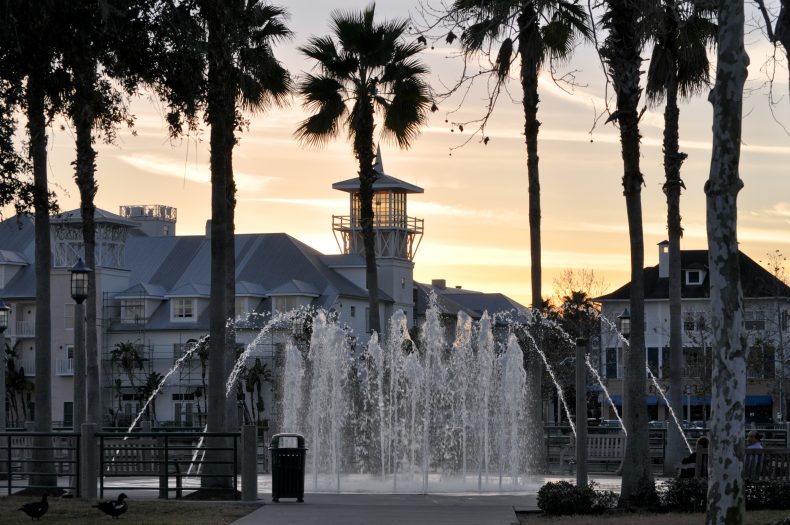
xmin=56 ymin=358 xmax=74 ymax=376
xmin=16 ymin=357 xmax=35 ymax=376
xmin=12 ymin=321 xmax=34 ymax=338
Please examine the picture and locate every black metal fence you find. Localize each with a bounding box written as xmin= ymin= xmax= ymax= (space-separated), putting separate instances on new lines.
xmin=97 ymin=431 xmax=240 ymax=499
xmin=0 ymin=431 xmax=80 ymax=495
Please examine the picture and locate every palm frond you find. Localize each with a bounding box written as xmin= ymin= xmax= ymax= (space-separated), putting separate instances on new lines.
xmin=381 ymin=76 xmax=430 ymax=148
xmin=237 ymin=48 xmax=291 ymax=112
xmin=295 ymin=74 xmax=347 ymax=147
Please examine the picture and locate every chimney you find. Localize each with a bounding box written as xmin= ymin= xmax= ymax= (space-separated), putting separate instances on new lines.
xmin=455 ymin=285 xmax=462 ymax=289
xmin=432 ymin=279 xmax=446 ymax=290
xmin=205 ymin=220 xmax=212 ymax=238
xmin=658 ymin=241 xmax=669 ymax=278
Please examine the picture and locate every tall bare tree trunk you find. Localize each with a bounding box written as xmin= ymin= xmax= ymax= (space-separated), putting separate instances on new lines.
xmin=27 ymin=72 xmax=56 ymax=490
xmin=705 ymin=0 xmax=748 ymax=522
xmin=72 ymin=57 xmax=102 ymax=427
xmin=519 ymin=4 xmax=545 ymax=473
xmin=604 ymin=0 xmax=655 ymax=507
xmin=663 ymin=71 xmax=688 ymax=475
xmin=204 ymin=0 xmax=234 ymax=490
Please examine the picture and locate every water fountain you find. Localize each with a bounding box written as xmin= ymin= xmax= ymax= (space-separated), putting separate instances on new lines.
xmin=274 ymin=297 xmax=554 ymax=493
xmin=118 ymin=294 xmax=694 ymax=494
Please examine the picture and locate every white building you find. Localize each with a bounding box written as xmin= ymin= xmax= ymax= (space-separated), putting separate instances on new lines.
xmin=596 ymin=242 xmax=790 ymax=425
xmin=0 ymin=152 xmax=525 ymax=430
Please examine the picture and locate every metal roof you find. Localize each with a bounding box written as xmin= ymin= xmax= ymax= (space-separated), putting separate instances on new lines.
xmin=331 ymin=149 xmax=423 ymax=194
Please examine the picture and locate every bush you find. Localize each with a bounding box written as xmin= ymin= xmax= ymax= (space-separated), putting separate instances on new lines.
xmin=745 ymin=481 xmax=790 ymax=510
xmin=537 ymin=481 xmax=618 ymax=515
xmin=661 ymin=478 xmax=790 ymax=512
xmin=660 ymin=477 xmax=707 ymax=512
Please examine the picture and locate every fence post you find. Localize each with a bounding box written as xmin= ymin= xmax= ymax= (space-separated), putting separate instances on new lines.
xmin=575 ymin=337 xmax=588 ymax=487
xmin=158 ymin=434 xmax=168 ymax=499
xmin=242 ymin=426 xmax=257 ymax=501
xmin=81 ymin=423 xmax=97 ymax=500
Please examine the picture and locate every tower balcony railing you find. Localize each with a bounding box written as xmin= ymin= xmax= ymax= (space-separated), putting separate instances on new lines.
xmin=332 ymin=214 xmax=424 ymax=233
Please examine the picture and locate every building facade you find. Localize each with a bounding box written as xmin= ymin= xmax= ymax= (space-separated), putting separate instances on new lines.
xmin=596 ymin=242 xmax=790 ymax=426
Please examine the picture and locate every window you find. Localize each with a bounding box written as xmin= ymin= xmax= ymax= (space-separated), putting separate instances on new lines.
xmin=172 ymin=298 xmax=194 ymax=320
xmin=605 ymin=347 xmax=618 ymax=379
xmin=661 ymin=347 xmax=670 ymax=378
xmin=686 ymin=270 xmax=702 ymax=285
xmin=65 ymin=304 xmax=75 ymax=330
xmin=121 ymin=299 xmax=145 ymax=324
xmin=696 ymin=312 xmax=707 ymax=331
xmin=273 ymin=296 xmax=298 ymax=314
xmin=65 ymin=345 xmax=74 ymax=360
xmin=235 ymin=297 xmax=248 ymax=317
xmin=647 ymin=347 xmax=659 ymax=374
xmin=744 ymin=311 xmax=766 ymax=331
xmin=684 ymin=312 xmax=695 ymax=331
xmin=63 ymin=402 xmax=73 ymax=428
xmin=350 ymin=305 xmax=356 ymax=318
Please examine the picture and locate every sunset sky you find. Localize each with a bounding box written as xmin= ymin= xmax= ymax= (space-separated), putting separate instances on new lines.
xmin=31 ymin=0 xmax=790 ymax=307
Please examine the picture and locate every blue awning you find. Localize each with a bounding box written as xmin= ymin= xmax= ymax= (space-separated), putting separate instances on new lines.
xmin=746 ymin=395 xmax=773 ymax=407
xmin=606 ymin=394 xmax=772 ymax=407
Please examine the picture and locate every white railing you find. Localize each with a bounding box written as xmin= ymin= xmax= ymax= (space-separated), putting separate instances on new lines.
xmin=16 ymin=357 xmax=35 ymax=376
xmin=13 ymin=321 xmax=34 ymax=337
xmin=56 ymin=358 xmax=74 ymax=376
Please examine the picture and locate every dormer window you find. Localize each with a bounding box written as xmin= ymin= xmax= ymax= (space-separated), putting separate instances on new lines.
xmin=172 ymin=298 xmax=195 ymax=321
xmin=686 ymin=270 xmax=702 ymax=285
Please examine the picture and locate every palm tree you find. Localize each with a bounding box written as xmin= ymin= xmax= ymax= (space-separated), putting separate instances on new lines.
xmin=144 ymin=0 xmax=291 ymax=491
xmin=448 ymin=0 xmax=591 ymax=472
xmin=644 ymin=0 xmax=715 ymax=476
xmin=296 ymin=3 xmax=432 ymax=335
xmin=110 ymin=342 xmax=145 ymax=393
xmin=1 ymin=0 xmax=66 ymax=491
xmin=600 ymin=0 xmax=657 ymax=506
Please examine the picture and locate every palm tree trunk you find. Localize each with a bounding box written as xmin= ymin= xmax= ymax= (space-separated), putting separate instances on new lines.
xmin=225 ymin=207 xmax=238 ymax=432
xmin=607 ymin=0 xmax=655 ymax=507
xmin=663 ymin=74 xmax=687 ymax=475
xmin=27 ymin=71 xmax=56 ymax=489
xmin=72 ymin=57 xmax=102 ymax=426
xmin=705 ymin=0 xmax=748 ymax=522
xmin=204 ymin=0 xmax=235 ymax=490
xmin=518 ymin=8 xmax=545 ymax=472
xmin=354 ymin=97 xmax=380 ymax=335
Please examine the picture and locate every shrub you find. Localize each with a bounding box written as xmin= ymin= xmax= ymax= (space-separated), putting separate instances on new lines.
xmin=660 ymin=477 xmax=707 ymax=513
xmin=745 ymin=481 xmax=790 ymax=510
xmin=537 ymin=481 xmax=618 ymax=515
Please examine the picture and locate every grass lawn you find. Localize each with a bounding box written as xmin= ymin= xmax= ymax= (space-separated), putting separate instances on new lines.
xmin=0 ymin=495 xmax=261 ymax=524
xmin=517 ymin=510 xmax=790 ymax=525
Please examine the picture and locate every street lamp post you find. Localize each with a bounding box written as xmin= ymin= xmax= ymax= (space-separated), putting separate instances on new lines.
xmin=617 ymin=308 xmax=631 ymax=340
xmin=70 ymin=259 xmax=91 ymax=430
xmin=0 ymin=300 xmax=10 ymax=477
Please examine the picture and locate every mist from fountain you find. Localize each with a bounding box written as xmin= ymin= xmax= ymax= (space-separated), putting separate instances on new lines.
xmin=646 ymin=366 xmax=692 ymax=453
xmin=584 ymin=354 xmax=626 ymax=434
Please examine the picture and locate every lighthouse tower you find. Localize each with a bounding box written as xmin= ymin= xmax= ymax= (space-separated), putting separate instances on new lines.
xmin=332 ymin=148 xmax=424 ymax=326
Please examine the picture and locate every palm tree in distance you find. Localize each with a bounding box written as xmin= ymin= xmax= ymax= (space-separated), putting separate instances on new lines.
xmin=644 ymin=0 xmax=716 ymax=476
xmin=600 ymin=0 xmax=660 ymax=506
xmin=448 ymin=0 xmax=591 ymax=472
xmin=296 ymin=3 xmax=432 ymax=335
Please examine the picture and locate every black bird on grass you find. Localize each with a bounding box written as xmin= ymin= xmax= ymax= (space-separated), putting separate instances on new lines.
xmin=18 ymin=493 xmax=48 ymax=520
xmin=93 ymin=493 xmax=128 ymax=519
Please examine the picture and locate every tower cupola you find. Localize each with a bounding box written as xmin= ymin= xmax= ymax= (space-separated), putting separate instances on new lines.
xmin=332 ymin=148 xmax=424 ymax=261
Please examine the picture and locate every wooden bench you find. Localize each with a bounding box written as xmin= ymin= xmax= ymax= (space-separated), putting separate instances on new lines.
xmin=696 ymin=448 xmax=790 ymax=481
xmin=103 ymin=438 xmax=160 ymax=475
xmin=560 ymin=433 xmax=625 ymax=472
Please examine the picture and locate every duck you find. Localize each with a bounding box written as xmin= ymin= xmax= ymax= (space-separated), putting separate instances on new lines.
xmin=18 ymin=493 xmax=48 ymax=520
xmin=93 ymin=493 xmax=128 ymax=519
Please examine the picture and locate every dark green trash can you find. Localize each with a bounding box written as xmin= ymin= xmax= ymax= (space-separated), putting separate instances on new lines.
xmin=270 ymin=433 xmax=306 ymax=502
